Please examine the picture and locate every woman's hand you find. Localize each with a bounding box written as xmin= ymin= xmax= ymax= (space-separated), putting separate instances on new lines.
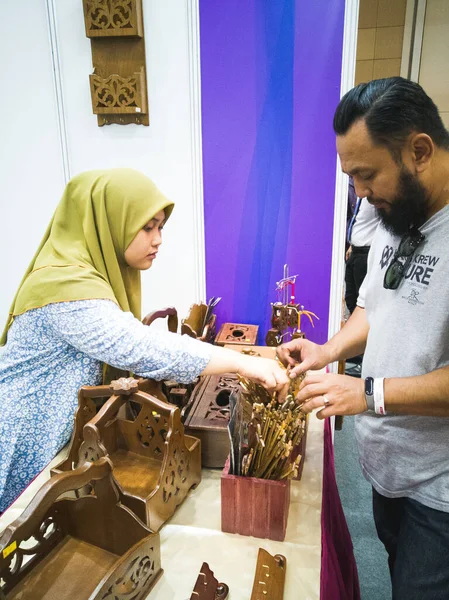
xmin=276 ymin=338 xmax=333 ymax=378
xmin=237 ymin=356 xmax=289 ymax=401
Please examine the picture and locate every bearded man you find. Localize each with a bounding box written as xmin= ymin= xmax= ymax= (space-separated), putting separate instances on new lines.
xmin=278 ymin=77 xmax=449 ymax=599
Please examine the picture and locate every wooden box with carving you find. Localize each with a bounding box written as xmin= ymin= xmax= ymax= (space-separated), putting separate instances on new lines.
xmin=215 ymin=323 xmax=259 ymax=346
xmin=183 ymin=373 xmax=239 ymax=468
xmin=221 ymin=457 xmax=291 ymax=542
xmin=0 ymin=458 xmax=162 ymax=600
xmin=51 ymin=378 xmax=201 ymax=532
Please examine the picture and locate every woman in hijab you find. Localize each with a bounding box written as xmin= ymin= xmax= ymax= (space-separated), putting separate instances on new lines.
xmin=0 ymin=168 xmax=288 ymax=512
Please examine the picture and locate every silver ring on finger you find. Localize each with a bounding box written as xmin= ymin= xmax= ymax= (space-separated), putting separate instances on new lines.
xmin=322 ymin=395 xmax=330 ymax=407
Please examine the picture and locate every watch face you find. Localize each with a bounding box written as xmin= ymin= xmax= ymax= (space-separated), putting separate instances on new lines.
xmin=365 ymin=377 xmax=374 ymax=396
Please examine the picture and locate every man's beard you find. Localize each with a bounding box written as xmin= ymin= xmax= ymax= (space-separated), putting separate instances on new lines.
xmin=375 ymin=167 xmax=428 ymax=236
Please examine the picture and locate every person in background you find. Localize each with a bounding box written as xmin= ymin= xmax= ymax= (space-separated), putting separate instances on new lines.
xmin=344 ymin=178 xmax=380 ymax=377
xmin=0 ymin=168 xmax=288 ymax=512
xmin=278 ymin=77 xmax=449 ymax=600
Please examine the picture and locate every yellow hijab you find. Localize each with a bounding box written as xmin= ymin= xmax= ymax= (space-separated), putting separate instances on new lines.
xmin=1 ymin=168 xmax=174 ymax=345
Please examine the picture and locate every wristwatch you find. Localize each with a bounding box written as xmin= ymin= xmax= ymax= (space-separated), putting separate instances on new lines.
xmin=364 ymin=377 xmax=375 ymax=411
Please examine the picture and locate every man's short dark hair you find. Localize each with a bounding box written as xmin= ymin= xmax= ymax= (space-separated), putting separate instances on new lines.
xmin=333 ymin=77 xmax=449 ymax=161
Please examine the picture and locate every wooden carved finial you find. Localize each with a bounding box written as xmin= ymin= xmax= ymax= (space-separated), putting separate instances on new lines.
xmin=109 ymin=377 xmax=139 ymax=395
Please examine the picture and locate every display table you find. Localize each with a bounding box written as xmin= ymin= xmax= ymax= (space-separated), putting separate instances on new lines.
xmin=0 ymin=415 xmax=324 ymax=599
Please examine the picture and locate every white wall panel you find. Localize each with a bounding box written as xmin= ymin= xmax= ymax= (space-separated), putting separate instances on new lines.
xmin=0 ymin=0 xmax=65 ymax=320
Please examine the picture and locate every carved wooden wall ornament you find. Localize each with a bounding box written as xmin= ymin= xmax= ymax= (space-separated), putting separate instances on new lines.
xmin=82 ymin=0 xmax=149 ymax=126
xmin=83 ymin=0 xmax=144 ymax=38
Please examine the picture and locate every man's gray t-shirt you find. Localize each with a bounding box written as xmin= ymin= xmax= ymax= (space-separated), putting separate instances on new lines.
xmin=356 ymin=203 xmax=449 ymax=512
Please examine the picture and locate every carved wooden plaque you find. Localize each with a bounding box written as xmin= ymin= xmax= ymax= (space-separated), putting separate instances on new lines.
xmin=83 ymin=0 xmax=144 ymax=38
xmin=82 ymin=0 xmax=149 ymax=126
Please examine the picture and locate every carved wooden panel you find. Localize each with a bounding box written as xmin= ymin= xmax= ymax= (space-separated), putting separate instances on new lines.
xmin=184 ymin=374 xmax=238 ymax=468
xmin=82 ymin=0 xmax=149 ymax=126
xmin=189 ymin=374 xmax=239 ymax=425
xmin=90 ymin=67 xmax=147 ymax=116
xmin=83 ymin=0 xmax=143 ymax=38
xmin=0 ymin=510 xmax=65 ymax=593
xmin=98 ymin=549 xmax=160 ymax=600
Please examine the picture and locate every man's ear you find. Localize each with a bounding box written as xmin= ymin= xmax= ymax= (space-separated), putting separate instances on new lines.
xmin=410 ymin=133 xmax=434 ymax=173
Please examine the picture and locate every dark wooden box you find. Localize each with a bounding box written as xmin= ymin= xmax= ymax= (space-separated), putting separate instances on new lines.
xmin=183 ymin=374 xmax=238 ymax=468
xmin=221 ymin=457 xmax=291 ymax=542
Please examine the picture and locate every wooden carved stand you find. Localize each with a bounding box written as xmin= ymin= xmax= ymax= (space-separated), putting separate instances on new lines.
xmin=52 ymin=378 xmax=201 ymax=532
xmin=0 ymin=459 xmax=162 ymax=600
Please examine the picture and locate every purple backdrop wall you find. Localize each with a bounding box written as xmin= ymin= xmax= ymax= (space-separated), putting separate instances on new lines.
xmin=200 ymin=0 xmax=345 ymax=345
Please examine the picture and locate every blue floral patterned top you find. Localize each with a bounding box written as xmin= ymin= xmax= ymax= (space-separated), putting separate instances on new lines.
xmin=0 ymin=300 xmax=211 ymax=512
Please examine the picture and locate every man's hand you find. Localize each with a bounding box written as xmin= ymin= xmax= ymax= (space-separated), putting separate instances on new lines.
xmin=276 ymin=338 xmax=333 ymax=378
xmin=295 ymin=372 xmax=366 ymax=419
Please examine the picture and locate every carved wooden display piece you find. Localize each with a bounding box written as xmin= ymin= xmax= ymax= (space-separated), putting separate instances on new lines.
xmin=0 ymin=458 xmax=162 ymax=600
xmin=189 ymin=563 xmax=229 ymax=599
xmin=52 ymin=378 xmax=201 ymax=532
xmin=250 ymin=549 xmax=287 ymax=600
xmin=221 ymin=457 xmax=291 ymax=542
xmin=181 ymin=302 xmax=217 ymax=343
xmin=82 ymin=0 xmax=149 ymax=126
xmin=215 ymin=323 xmax=259 ymax=346
xmin=183 ymin=373 xmax=240 ymax=468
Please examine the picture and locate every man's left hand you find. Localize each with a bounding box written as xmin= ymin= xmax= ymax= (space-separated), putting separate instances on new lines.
xmin=296 ymin=372 xmax=367 ymax=419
